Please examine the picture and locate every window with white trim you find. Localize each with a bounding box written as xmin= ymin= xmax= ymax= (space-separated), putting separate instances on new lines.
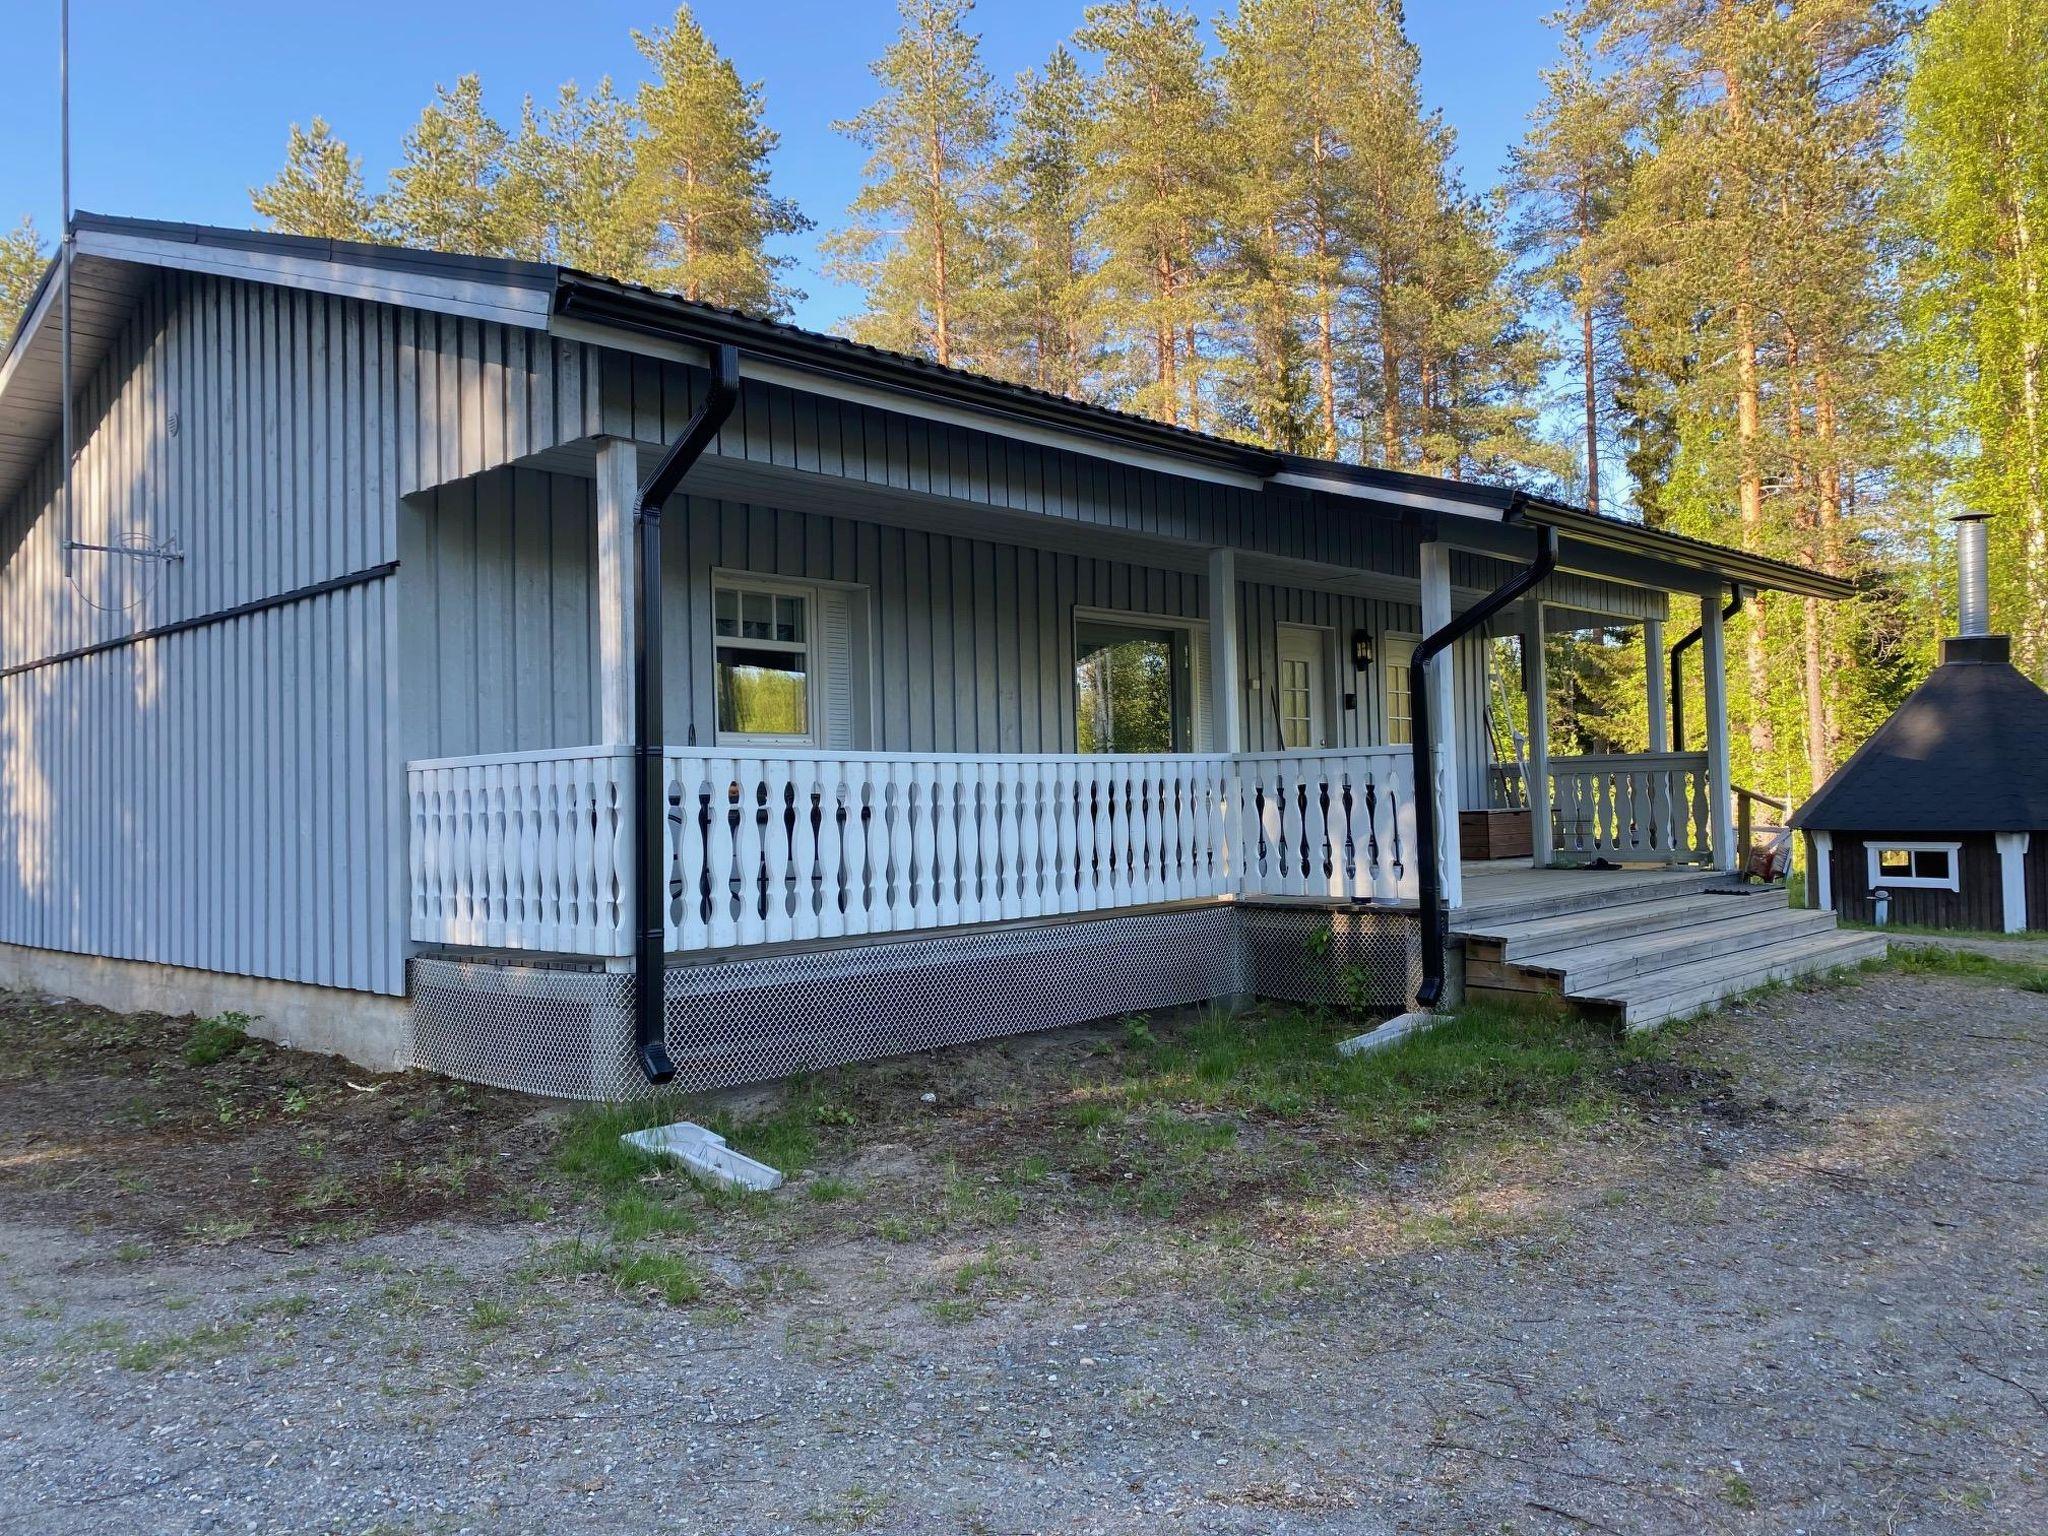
xmin=1866 ymin=841 xmax=1961 ymax=893
xmin=713 ymin=577 xmax=815 ymax=743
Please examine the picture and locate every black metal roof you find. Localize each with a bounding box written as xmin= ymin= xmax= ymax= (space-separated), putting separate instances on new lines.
xmin=1791 ymin=636 xmax=2048 ymax=832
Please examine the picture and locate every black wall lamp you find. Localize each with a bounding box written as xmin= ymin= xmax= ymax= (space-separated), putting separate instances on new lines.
xmin=1350 ymin=629 xmax=1373 ymax=671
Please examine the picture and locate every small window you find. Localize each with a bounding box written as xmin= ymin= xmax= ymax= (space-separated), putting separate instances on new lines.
xmin=1076 ymin=617 xmax=1192 ymax=754
xmin=1866 ymin=841 xmax=1960 ymax=892
xmin=714 ymin=578 xmax=813 ymax=742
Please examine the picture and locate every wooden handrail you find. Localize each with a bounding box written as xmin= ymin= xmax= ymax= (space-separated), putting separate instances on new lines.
xmin=1732 ymin=783 xmax=1792 ymax=815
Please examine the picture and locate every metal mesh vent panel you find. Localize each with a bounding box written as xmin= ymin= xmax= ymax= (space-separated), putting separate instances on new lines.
xmin=412 ymin=958 xmax=639 ymax=1101
xmin=413 ymin=901 xmax=1419 ymax=1101
xmin=659 ymin=905 xmax=1246 ymax=1093
xmin=1239 ymin=903 xmax=1422 ymax=1010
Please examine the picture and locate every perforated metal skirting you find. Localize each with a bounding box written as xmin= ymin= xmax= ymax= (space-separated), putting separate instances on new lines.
xmin=412 ymin=901 xmax=1422 ymax=1101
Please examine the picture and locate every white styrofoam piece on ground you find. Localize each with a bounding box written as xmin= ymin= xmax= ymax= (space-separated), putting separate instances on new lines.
xmin=1335 ymin=1011 xmax=1440 ymax=1057
xmin=622 ymin=1122 xmax=784 ymax=1192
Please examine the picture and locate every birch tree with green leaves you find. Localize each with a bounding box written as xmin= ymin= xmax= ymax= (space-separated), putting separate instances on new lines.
xmin=250 ymin=119 xmax=380 ymax=242
xmin=632 ymin=5 xmax=811 ymax=315
xmin=1897 ymin=0 xmax=2048 ymax=675
xmin=827 ymin=0 xmax=1004 ymax=367
xmin=0 ymin=218 xmax=47 ymax=348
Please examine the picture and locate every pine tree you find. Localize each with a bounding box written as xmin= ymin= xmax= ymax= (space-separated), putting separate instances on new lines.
xmin=503 ymin=79 xmax=648 ymax=279
xmin=1507 ymin=24 xmax=1635 ymax=511
xmin=383 ymin=75 xmax=515 ymax=255
xmin=1074 ymin=0 xmax=1223 ymax=428
xmin=989 ymin=47 xmax=1095 ymax=396
xmin=1214 ymin=0 xmax=1357 ymax=452
xmin=632 ymin=5 xmax=811 ymax=315
xmin=827 ymin=0 xmax=1004 ymax=366
xmin=0 ymin=216 xmax=47 ymax=347
xmin=250 ymin=118 xmax=379 ymax=241
xmin=1339 ymin=6 xmax=1450 ymax=467
xmin=1591 ymin=0 xmax=1903 ymax=788
xmin=1897 ymin=0 xmax=2048 ymax=676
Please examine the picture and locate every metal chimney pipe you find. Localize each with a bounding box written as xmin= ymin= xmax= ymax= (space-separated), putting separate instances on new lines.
xmin=1953 ymin=513 xmax=1992 ymax=637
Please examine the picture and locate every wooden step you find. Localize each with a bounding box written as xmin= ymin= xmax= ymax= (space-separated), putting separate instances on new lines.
xmin=1453 ymin=868 xmax=1731 ymax=930
xmin=1463 ymin=887 xmax=1787 ymax=964
xmin=1575 ymin=930 xmax=1890 ymax=1031
xmin=1517 ymin=904 xmax=1832 ymax=994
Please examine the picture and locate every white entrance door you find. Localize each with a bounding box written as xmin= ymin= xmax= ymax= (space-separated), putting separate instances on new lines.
xmin=1381 ymin=634 xmax=1418 ymax=745
xmin=1275 ymin=626 xmax=1330 ymax=749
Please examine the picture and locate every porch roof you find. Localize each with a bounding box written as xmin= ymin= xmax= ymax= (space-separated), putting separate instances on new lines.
xmin=3 ymin=213 xmax=1851 ymax=603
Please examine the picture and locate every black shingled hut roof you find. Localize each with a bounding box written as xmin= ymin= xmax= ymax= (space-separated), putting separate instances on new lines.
xmin=1791 ymin=636 xmax=2048 ymax=833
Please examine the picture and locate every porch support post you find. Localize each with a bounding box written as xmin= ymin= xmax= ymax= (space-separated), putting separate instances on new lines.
xmin=595 ymin=436 xmax=639 ymax=745
xmin=1420 ymin=541 xmax=1463 ymax=908
xmin=1699 ymin=590 xmax=1737 ymax=872
xmin=1643 ymin=616 xmax=1668 ymax=761
xmin=1522 ymin=599 xmax=1551 ymax=870
xmin=1810 ymin=831 xmax=1834 ymax=913
xmin=1206 ymin=547 xmax=1242 ymax=752
xmin=1996 ymin=832 xmax=2030 ymax=933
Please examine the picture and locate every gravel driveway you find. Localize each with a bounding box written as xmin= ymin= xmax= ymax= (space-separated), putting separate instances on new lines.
xmin=1 ymin=966 xmax=2043 ymax=1534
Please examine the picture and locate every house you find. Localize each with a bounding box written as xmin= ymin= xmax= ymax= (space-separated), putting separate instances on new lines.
xmin=1792 ymin=514 xmax=2048 ymax=934
xmin=0 ymin=215 xmax=1879 ymax=1097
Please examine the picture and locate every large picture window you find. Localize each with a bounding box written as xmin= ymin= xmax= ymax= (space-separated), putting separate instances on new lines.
xmin=714 ymin=578 xmax=813 ymax=742
xmin=1075 ymin=616 xmax=1194 ymax=754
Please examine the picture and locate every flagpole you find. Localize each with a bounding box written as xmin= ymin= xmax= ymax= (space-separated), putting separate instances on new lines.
xmin=60 ymin=0 xmax=74 ymax=578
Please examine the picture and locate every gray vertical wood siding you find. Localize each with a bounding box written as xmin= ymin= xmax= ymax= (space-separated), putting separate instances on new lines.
xmin=398 ymin=468 xmax=1498 ymax=806
xmin=0 ymin=271 xmax=597 ymax=996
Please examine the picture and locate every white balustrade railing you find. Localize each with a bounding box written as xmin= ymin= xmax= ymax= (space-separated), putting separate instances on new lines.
xmin=406 ymin=743 xmax=1419 ymax=956
xmin=408 ymin=745 xmax=634 ymax=954
xmin=1548 ymin=751 xmax=1712 ymax=865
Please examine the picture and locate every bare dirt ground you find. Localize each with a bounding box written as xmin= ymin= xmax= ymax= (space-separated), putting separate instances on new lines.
xmin=0 ymin=961 xmax=2043 ymax=1535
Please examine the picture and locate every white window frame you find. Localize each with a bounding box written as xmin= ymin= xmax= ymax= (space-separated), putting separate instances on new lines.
xmin=1865 ymin=840 xmax=1961 ymax=893
xmin=711 ymin=573 xmax=819 ymax=747
xmin=1072 ymin=607 xmax=1211 ymax=754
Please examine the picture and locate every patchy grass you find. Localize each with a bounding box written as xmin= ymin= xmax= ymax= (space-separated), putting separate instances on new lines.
xmin=1845 ymin=918 xmax=2048 ymax=945
xmin=181 ymin=1010 xmax=257 ymax=1068
xmin=1877 ymin=943 xmax=2048 ymax=992
xmin=114 ymin=1320 xmax=252 ymax=1372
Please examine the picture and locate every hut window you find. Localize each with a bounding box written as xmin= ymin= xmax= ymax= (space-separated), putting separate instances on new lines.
xmin=1865 ymin=841 xmax=1960 ymax=893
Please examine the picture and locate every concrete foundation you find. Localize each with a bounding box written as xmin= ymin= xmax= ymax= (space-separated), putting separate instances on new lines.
xmin=0 ymin=942 xmax=413 ymax=1072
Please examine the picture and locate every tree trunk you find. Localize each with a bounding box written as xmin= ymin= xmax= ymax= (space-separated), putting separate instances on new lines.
xmin=1581 ymin=295 xmax=1600 ymax=515
xmin=1735 ymin=284 xmax=1773 ymax=771
xmin=1814 ymin=368 xmax=1845 ymax=761
xmin=2008 ymin=154 xmax=2047 ymax=674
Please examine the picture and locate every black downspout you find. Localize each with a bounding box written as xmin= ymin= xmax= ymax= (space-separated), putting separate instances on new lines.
xmin=634 ymin=344 xmax=743 ymax=1083
xmin=1411 ymin=507 xmax=1557 ymax=1011
xmin=1666 ymin=585 xmax=1743 ymax=752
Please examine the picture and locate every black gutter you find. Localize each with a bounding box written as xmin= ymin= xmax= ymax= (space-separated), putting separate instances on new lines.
xmin=633 ymin=344 xmax=742 ymax=1084
xmin=1410 ymin=504 xmax=1558 ymax=1011
xmin=1667 ymin=585 xmax=1743 ymax=752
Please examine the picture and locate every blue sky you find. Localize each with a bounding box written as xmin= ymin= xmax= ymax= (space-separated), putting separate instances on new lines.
xmin=1 ymin=0 xmax=1560 ymax=334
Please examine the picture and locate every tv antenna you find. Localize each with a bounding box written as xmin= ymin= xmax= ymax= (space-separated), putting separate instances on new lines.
xmin=56 ymin=0 xmax=184 ymax=607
